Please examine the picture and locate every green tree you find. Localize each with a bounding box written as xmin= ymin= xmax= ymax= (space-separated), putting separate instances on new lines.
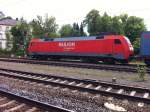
xmin=84 ymin=9 xmax=147 ymax=46
xmin=133 ymin=37 xmax=140 ymax=54
xmin=99 ymin=12 xmax=112 ymax=32
xmin=30 ymin=17 xmax=44 ymax=37
xmin=83 ymin=9 xmax=101 ymax=35
xmin=123 ymin=16 xmax=147 ymax=43
xmin=84 ymin=10 xmax=122 ymax=35
xmin=119 ymin=14 xmax=128 ymax=30
xmin=59 ymin=23 xmax=87 ymax=37
xmin=11 ymin=18 xmax=31 ymax=56
xmin=80 ymin=22 xmax=86 ymax=36
xmin=72 ymin=23 xmax=80 ymax=36
xmin=48 ymin=32 xmax=60 ymax=38
xmin=110 ymin=16 xmax=124 ymax=34
xmin=30 ymin=14 xmax=58 ymax=37
xmin=59 ymin=24 xmax=73 ymax=37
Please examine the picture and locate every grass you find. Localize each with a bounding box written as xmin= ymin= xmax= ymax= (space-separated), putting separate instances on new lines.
xmin=129 ymin=60 xmax=145 ymax=65
xmin=0 ymin=61 xmax=149 ymax=83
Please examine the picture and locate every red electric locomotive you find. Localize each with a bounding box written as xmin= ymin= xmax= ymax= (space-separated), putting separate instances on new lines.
xmin=27 ymin=34 xmax=134 ymax=64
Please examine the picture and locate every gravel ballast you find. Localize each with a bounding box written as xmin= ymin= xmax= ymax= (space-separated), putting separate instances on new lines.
xmin=0 ymin=61 xmax=150 ymax=88
xmin=0 ymin=61 xmax=150 ymax=112
xmin=0 ymin=76 xmax=149 ymax=112
xmin=0 ymin=76 xmax=111 ymax=112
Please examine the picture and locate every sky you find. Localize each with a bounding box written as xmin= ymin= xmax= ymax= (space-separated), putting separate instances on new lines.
xmin=0 ymin=0 xmax=150 ymax=29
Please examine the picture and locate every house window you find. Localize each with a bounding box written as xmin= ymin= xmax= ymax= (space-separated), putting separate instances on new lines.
xmin=0 ymin=42 xmax=2 ymax=49
xmin=6 ymin=26 xmax=9 ymax=32
xmin=0 ymin=33 xmax=2 ymax=39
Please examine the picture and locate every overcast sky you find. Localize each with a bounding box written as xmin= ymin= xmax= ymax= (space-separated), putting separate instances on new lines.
xmin=0 ymin=0 xmax=150 ymax=29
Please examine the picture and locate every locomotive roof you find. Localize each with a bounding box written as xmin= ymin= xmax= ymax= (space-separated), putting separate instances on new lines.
xmin=31 ymin=35 xmax=123 ymax=42
xmin=53 ymin=36 xmax=99 ymax=41
xmin=42 ymin=35 xmax=117 ymax=42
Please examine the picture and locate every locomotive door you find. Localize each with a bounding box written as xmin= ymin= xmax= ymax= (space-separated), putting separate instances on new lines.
xmin=113 ymin=39 xmax=123 ymax=59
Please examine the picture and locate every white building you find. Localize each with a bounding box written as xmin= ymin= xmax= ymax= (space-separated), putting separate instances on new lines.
xmin=0 ymin=18 xmax=17 ymax=49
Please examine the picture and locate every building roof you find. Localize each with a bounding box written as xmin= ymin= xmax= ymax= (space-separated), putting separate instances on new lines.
xmin=0 ymin=18 xmax=17 ymax=26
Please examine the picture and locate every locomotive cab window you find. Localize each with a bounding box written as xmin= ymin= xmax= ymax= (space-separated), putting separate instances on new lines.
xmin=114 ymin=39 xmax=121 ymax=44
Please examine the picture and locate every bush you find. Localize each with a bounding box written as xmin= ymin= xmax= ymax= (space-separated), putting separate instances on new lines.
xmin=133 ymin=38 xmax=140 ymax=55
xmin=15 ymin=49 xmax=25 ymax=57
xmin=137 ymin=64 xmax=147 ymax=81
xmin=0 ymin=48 xmax=25 ymax=58
xmin=0 ymin=49 xmax=12 ymax=57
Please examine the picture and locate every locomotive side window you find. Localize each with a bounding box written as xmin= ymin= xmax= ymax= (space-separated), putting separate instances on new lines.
xmin=44 ymin=38 xmax=54 ymax=41
xmin=114 ymin=39 xmax=121 ymax=44
xmin=96 ymin=36 xmax=104 ymax=39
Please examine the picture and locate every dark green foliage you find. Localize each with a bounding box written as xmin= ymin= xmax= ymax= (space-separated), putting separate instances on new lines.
xmin=99 ymin=12 xmax=112 ymax=32
xmin=30 ymin=18 xmax=44 ymax=37
xmin=110 ymin=16 xmax=124 ymax=34
xmin=83 ymin=9 xmax=101 ymax=35
xmin=59 ymin=23 xmax=86 ymax=37
xmin=15 ymin=49 xmax=24 ymax=56
xmin=122 ymin=16 xmax=147 ymax=43
xmin=0 ymin=49 xmax=12 ymax=57
xmin=137 ymin=64 xmax=147 ymax=81
xmin=84 ymin=10 xmax=125 ymax=35
xmin=133 ymin=38 xmax=140 ymax=55
xmin=84 ymin=9 xmax=147 ymax=52
xmin=59 ymin=24 xmax=74 ymax=37
xmin=30 ymin=14 xmax=58 ymax=37
xmin=80 ymin=22 xmax=86 ymax=36
xmin=10 ymin=18 xmax=31 ymax=56
xmin=72 ymin=23 xmax=80 ymax=36
xmin=48 ymin=33 xmax=60 ymax=38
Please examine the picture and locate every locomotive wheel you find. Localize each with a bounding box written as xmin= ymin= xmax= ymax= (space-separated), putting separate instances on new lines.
xmin=27 ymin=55 xmax=36 ymax=60
xmin=82 ymin=59 xmax=99 ymax=63
xmin=36 ymin=56 xmax=48 ymax=60
xmin=120 ymin=60 xmax=129 ymax=64
xmin=50 ymin=57 xmax=61 ymax=61
xmin=103 ymin=59 xmax=115 ymax=64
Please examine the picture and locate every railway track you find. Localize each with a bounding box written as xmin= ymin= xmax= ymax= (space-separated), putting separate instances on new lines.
xmin=0 ymin=68 xmax=150 ymax=105
xmin=0 ymin=86 xmax=73 ymax=112
xmin=0 ymin=57 xmax=149 ymax=73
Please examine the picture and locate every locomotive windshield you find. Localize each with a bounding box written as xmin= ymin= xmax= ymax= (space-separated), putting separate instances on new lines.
xmin=124 ymin=36 xmax=131 ymax=44
xmin=124 ymin=36 xmax=134 ymax=51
